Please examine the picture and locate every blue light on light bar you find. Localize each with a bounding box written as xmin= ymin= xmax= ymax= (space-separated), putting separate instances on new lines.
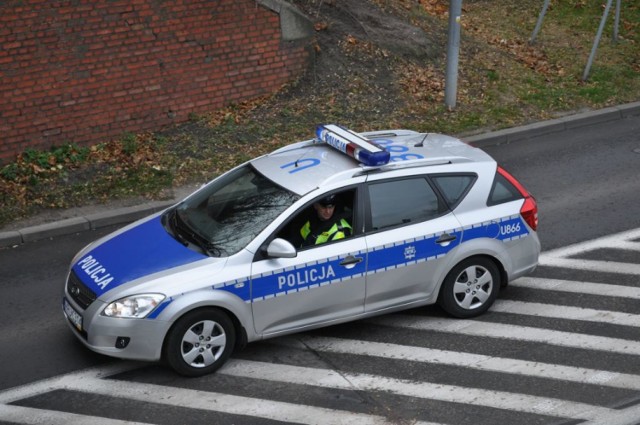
xmin=316 ymin=124 xmax=390 ymax=167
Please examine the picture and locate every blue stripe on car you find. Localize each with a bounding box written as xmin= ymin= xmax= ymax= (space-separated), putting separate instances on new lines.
xmin=147 ymin=298 xmax=173 ymax=319
xmin=208 ymin=215 xmax=531 ymax=305
xmin=244 ymin=216 xmax=527 ymax=303
xmin=144 ymin=215 xmax=530 ymax=318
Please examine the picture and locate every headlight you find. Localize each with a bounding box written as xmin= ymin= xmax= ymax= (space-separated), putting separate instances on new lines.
xmin=102 ymin=294 xmax=165 ymax=318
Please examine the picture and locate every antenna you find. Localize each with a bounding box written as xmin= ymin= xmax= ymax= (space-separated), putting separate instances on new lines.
xmin=414 ymin=133 xmax=429 ymax=148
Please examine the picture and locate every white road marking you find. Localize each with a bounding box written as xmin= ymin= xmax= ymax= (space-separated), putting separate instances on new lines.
xmin=71 ymin=375 xmax=442 ymax=425
xmin=274 ymin=335 xmax=640 ymax=390
xmin=584 ymin=402 xmax=640 ymax=425
xmin=1 ymin=366 xmax=439 ymax=425
xmin=539 ymin=227 xmax=640 ymax=274
xmin=368 ymin=315 xmax=640 ymax=356
xmin=219 ymin=359 xmax=613 ymax=421
xmin=614 ymin=241 xmax=640 ymax=252
xmin=511 ymin=277 xmax=640 ymax=300
xmin=491 ymin=299 xmax=640 ymax=327
xmin=538 ymin=228 xmax=640 ymax=273
xmin=540 ymin=227 xmax=640 ymax=260
xmin=0 ymin=363 xmax=138 ymax=405
xmin=0 ymin=404 xmax=153 ymax=425
xmin=538 ymin=257 xmax=640 ymax=275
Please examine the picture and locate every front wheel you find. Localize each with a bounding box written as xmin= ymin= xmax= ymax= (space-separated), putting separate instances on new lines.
xmin=438 ymin=257 xmax=500 ymax=318
xmin=164 ymin=308 xmax=235 ymax=377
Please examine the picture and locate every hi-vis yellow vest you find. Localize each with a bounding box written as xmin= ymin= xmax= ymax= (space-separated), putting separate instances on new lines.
xmin=300 ymin=218 xmax=352 ymax=245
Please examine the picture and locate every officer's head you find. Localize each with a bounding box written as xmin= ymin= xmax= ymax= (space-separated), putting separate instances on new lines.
xmin=314 ymin=194 xmax=336 ymax=221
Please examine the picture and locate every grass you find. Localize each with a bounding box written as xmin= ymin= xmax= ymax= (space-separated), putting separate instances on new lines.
xmin=1 ymin=0 xmax=639 ymax=228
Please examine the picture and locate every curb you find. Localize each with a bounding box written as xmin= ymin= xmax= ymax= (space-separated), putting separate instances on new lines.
xmin=463 ymin=101 xmax=640 ymax=147
xmin=0 ymin=201 xmax=175 ymax=249
xmin=1 ymin=101 xmax=639 ymax=249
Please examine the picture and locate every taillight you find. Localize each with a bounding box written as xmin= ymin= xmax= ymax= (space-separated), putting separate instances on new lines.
xmin=497 ymin=166 xmax=538 ymax=231
xmin=520 ymin=196 xmax=538 ymax=231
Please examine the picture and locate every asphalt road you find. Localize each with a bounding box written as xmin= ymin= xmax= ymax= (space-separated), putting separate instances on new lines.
xmin=480 ymin=114 xmax=640 ymax=250
xmin=0 ymin=226 xmax=115 ymax=390
xmin=0 ymin=114 xmax=639 ymax=424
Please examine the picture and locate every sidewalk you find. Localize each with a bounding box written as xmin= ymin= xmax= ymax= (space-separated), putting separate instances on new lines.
xmin=2 ymin=101 xmax=639 ymax=249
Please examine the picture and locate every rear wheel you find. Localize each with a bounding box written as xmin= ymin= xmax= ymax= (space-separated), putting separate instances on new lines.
xmin=438 ymin=257 xmax=500 ymax=318
xmin=165 ymin=308 xmax=235 ymax=377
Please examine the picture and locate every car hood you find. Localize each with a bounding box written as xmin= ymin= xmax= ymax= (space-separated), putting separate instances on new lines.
xmin=71 ymin=216 xmax=207 ymax=297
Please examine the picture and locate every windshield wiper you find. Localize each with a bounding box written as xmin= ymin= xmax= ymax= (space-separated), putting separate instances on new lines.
xmin=202 ymin=241 xmax=225 ymax=257
xmin=165 ymin=208 xmax=189 ymax=247
xmin=172 ymin=208 xmax=224 ymax=257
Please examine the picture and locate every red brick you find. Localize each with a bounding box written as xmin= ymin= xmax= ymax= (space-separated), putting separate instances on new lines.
xmin=4 ymin=41 xmax=22 ymax=49
xmin=42 ymin=127 xmax=61 ymax=136
xmin=0 ymin=0 xmax=312 ymax=163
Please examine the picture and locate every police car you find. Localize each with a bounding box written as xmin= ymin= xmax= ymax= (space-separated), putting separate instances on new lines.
xmin=63 ymin=124 xmax=540 ymax=376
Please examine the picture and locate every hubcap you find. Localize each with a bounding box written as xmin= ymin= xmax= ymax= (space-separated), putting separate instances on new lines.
xmin=452 ymin=265 xmax=493 ymax=310
xmin=180 ymin=320 xmax=227 ymax=368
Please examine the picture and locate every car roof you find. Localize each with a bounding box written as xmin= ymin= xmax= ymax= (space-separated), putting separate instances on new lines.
xmin=250 ymin=128 xmax=495 ymax=196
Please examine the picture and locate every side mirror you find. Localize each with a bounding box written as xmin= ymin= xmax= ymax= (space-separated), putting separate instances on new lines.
xmin=265 ymin=238 xmax=297 ymax=259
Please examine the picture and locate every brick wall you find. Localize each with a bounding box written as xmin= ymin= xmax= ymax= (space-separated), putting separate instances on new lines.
xmin=0 ymin=0 xmax=313 ymax=163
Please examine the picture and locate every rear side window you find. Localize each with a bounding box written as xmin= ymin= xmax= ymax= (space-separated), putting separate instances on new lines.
xmin=368 ymin=178 xmax=442 ymax=230
xmin=487 ymin=172 xmax=523 ymax=206
xmin=431 ymin=174 xmax=476 ymax=209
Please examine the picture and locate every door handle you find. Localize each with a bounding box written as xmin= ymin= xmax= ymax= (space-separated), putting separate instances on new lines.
xmin=436 ymin=233 xmax=457 ymax=245
xmin=339 ymin=255 xmax=363 ymax=269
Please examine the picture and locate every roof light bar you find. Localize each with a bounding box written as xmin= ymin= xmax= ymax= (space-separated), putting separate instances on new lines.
xmin=316 ymin=124 xmax=390 ymax=167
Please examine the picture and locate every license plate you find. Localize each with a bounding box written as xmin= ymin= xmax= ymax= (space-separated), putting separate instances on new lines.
xmin=63 ymin=298 xmax=83 ymax=332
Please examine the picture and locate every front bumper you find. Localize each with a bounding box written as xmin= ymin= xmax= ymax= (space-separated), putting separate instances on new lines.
xmin=62 ymin=295 xmax=169 ymax=362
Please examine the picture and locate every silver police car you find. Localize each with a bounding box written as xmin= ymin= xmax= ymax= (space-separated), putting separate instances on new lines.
xmin=63 ymin=124 xmax=540 ymax=376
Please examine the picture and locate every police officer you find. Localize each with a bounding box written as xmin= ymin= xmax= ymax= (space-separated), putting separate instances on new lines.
xmin=300 ymin=194 xmax=352 ymax=247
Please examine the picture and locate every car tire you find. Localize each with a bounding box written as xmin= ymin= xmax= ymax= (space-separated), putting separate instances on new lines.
xmin=165 ymin=308 xmax=235 ymax=377
xmin=438 ymin=257 xmax=500 ymax=318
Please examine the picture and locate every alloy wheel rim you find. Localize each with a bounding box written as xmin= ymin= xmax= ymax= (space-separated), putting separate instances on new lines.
xmin=180 ymin=320 xmax=227 ymax=368
xmin=452 ymin=265 xmax=493 ymax=310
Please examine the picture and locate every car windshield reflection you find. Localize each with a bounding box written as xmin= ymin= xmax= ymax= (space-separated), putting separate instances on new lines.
xmin=166 ymin=165 xmax=299 ymax=257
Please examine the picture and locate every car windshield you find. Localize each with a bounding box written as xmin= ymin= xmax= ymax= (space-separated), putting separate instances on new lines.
xmin=166 ymin=165 xmax=299 ymax=257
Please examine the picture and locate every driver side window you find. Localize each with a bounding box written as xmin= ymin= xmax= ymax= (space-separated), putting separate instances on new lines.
xmin=276 ymin=189 xmax=356 ymax=250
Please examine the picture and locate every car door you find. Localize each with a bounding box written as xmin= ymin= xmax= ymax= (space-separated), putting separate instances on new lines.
xmin=250 ymin=188 xmax=368 ymax=336
xmin=363 ymin=175 xmax=464 ymax=312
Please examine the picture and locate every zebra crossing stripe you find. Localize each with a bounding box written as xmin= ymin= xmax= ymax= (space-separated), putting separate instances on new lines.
xmin=540 ymin=227 xmax=640 ymax=259
xmin=538 ymin=257 xmax=640 ymax=275
xmin=511 ymin=277 xmax=640 ymax=300
xmin=584 ymin=402 xmax=640 ymax=425
xmin=491 ymin=299 xmax=640 ymax=327
xmin=0 ymin=363 xmax=137 ymax=405
xmin=368 ymin=315 xmax=640 ymax=356
xmin=0 ymin=404 xmax=152 ymax=425
xmin=1 ymin=363 xmax=438 ymax=425
xmin=65 ymin=373 xmax=437 ymax=425
xmin=538 ymin=227 xmax=640 ymax=273
xmin=614 ymin=240 xmax=640 ymax=252
xmin=219 ymin=359 xmax=613 ymax=421
xmin=275 ymin=336 xmax=640 ymax=390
